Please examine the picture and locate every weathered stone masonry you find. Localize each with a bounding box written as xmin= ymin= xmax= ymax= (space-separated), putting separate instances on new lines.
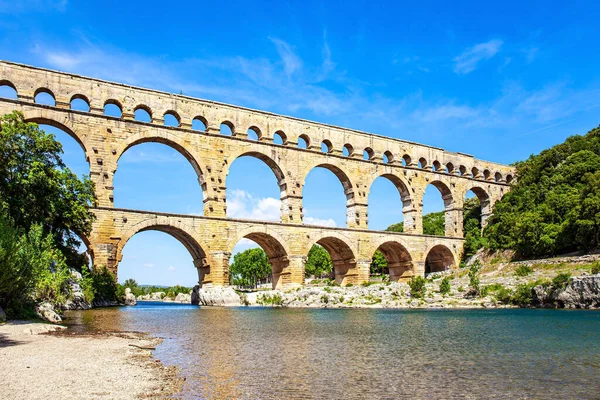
xmin=0 ymin=60 xmax=514 ymax=288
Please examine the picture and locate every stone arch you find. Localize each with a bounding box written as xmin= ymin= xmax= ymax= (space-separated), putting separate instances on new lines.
xmin=506 ymin=174 xmax=514 ymax=184
xmin=104 ymin=99 xmax=123 ymax=117
xmin=402 ymin=154 xmax=412 ymax=166
xmin=134 ymin=104 xmax=153 ymax=122
xmin=220 ymin=120 xmax=234 ymax=135
xmin=163 ymin=110 xmax=181 ymax=127
xmin=115 ymin=132 xmax=208 ymax=200
xmin=371 ymin=238 xmax=414 ymax=281
xmin=421 ymin=180 xmax=454 ymax=237
xmin=192 ymin=115 xmax=208 ymax=131
xmin=247 ymin=125 xmax=262 ymax=140
xmin=321 ymin=139 xmax=333 ymax=153
xmin=432 ymin=160 xmax=442 ymax=171
xmin=418 ymin=157 xmax=428 ymax=169
xmin=383 ymin=150 xmax=394 ymax=163
xmin=464 ymin=184 xmax=492 ymax=228
xmin=446 ymin=162 xmax=455 ymax=174
xmin=34 ymin=87 xmax=56 ymax=106
xmin=494 ymin=171 xmax=503 ymax=182
xmin=0 ymin=79 xmax=17 ymax=93
xmin=24 ymin=116 xmax=90 ymax=162
xmin=308 ymin=232 xmax=356 ymax=286
xmin=274 ymin=130 xmax=287 ymax=145
xmin=342 ymin=143 xmax=354 ymax=157
xmin=363 ymin=147 xmax=375 ymax=160
xmin=115 ymin=217 xmax=208 ymax=282
xmin=424 ymin=243 xmax=457 ymax=274
xmin=483 ymin=169 xmax=491 ymax=181
xmin=231 ymin=226 xmax=292 ymax=289
xmin=69 ymin=94 xmax=91 ymax=111
xmin=368 ymin=172 xmax=413 ymax=230
xmin=459 ymin=165 xmax=467 ymax=176
xmin=298 ymin=133 xmax=310 ymax=149
xmin=301 ymin=163 xmax=355 ymax=224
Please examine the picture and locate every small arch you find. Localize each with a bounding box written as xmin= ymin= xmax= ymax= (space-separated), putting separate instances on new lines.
xmin=104 ymin=99 xmax=123 ymax=118
xmin=459 ymin=165 xmax=467 ymax=176
xmin=69 ymin=94 xmax=90 ymax=112
xmin=164 ymin=111 xmax=181 ymax=127
xmin=34 ymin=88 xmax=56 ymax=106
xmin=134 ymin=105 xmax=152 ymax=122
xmin=446 ymin=163 xmax=455 ymax=174
xmin=418 ymin=157 xmax=427 ymax=169
xmin=432 ymin=160 xmax=442 ymax=172
xmin=0 ymin=80 xmax=18 ymax=99
xmin=483 ymin=169 xmax=491 ymax=180
xmin=506 ymin=174 xmax=514 ymax=184
xmin=321 ymin=140 xmax=333 ymax=153
xmin=247 ymin=126 xmax=261 ymax=141
xmin=342 ymin=144 xmax=354 ymax=157
xmin=298 ymin=134 xmax=310 ymax=149
xmin=383 ymin=151 xmax=394 ymax=164
xmin=494 ymin=172 xmax=502 ymax=182
xmin=425 ymin=244 xmax=456 ymax=274
xmin=192 ymin=116 xmax=207 ymax=131
xmin=220 ymin=121 xmax=234 ymax=136
xmin=471 ymin=167 xmax=480 ymax=178
xmin=402 ymin=154 xmax=412 ymax=167
xmin=274 ymin=130 xmax=287 ymax=145
xmin=363 ymin=147 xmax=375 ymax=160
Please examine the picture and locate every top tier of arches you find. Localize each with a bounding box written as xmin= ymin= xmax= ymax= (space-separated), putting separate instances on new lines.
xmin=0 ymin=61 xmax=514 ymax=184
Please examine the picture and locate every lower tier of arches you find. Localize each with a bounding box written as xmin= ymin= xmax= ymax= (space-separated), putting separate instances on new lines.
xmin=89 ymin=207 xmax=464 ymax=289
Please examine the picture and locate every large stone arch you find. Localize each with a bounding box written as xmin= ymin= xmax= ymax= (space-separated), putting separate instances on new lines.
xmin=224 ymin=149 xmax=290 ymax=222
xmin=369 ymin=237 xmax=414 ymax=282
xmin=24 ymin=115 xmax=91 ymax=164
xmin=423 ymin=243 xmax=458 ymax=274
xmin=230 ymin=226 xmax=292 ymax=289
xmin=115 ymin=217 xmax=208 ymax=282
xmin=114 ymin=131 xmax=209 ymax=201
xmin=307 ymin=231 xmax=357 ymax=286
xmin=367 ymin=172 xmax=414 ymax=231
xmin=421 ymin=179 xmax=461 ymax=237
xmin=463 ymin=184 xmax=492 ymax=228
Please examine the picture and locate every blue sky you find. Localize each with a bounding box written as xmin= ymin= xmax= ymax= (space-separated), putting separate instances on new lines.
xmin=1 ymin=0 xmax=599 ymax=286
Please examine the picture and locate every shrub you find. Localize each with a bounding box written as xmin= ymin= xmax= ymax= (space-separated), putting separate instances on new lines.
xmin=590 ymin=261 xmax=600 ymax=275
xmin=409 ymin=276 xmax=427 ymax=298
xmin=345 ymin=283 xmax=353 ymax=287
xmin=495 ymin=287 xmax=514 ymax=304
xmin=79 ymin=267 xmax=96 ymax=303
xmin=91 ymin=266 xmax=121 ymax=303
xmin=468 ymin=264 xmax=481 ymax=294
xmin=514 ymin=265 xmax=534 ymax=277
xmin=552 ymin=273 xmax=571 ymax=290
xmin=458 ymin=286 xmax=464 ymax=292
xmin=512 ymin=282 xmax=538 ymax=306
xmin=320 ymin=294 xmax=329 ymax=304
xmin=439 ymin=277 xmax=451 ymax=295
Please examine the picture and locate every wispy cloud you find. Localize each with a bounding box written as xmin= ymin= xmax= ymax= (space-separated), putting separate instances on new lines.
xmin=226 ymin=189 xmax=281 ymax=221
xmin=168 ymin=265 xmax=176 ymax=271
xmin=453 ymin=39 xmax=503 ymax=74
xmin=143 ymin=263 xmax=154 ymax=268
xmin=304 ymin=216 xmax=336 ymax=227
xmin=268 ymin=37 xmax=302 ymax=77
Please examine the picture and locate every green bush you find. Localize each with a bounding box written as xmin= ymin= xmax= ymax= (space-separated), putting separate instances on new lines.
xmin=590 ymin=261 xmax=600 ymax=275
xmin=91 ymin=266 xmax=121 ymax=303
xmin=79 ymin=267 xmax=96 ymax=303
xmin=512 ymin=282 xmax=537 ymax=306
xmin=468 ymin=263 xmax=481 ymax=294
xmin=439 ymin=277 xmax=451 ymax=295
xmin=552 ymin=272 xmax=571 ymax=290
xmin=495 ymin=287 xmax=514 ymax=304
xmin=514 ymin=265 xmax=534 ymax=277
xmin=409 ymin=276 xmax=427 ymax=298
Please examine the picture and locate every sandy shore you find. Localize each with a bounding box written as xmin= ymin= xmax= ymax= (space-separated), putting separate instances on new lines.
xmin=0 ymin=321 xmax=183 ymax=399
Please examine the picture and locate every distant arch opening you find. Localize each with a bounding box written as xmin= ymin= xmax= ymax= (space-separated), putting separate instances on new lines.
xmin=383 ymin=151 xmax=394 ymax=164
xmin=432 ymin=160 xmax=441 ymax=172
xmin=494 ymin=172 xmax=503 ymax=182
xmin=104 ymin=100 xmax=123 ymax=118
xmin=298 ymin=134 xmax=310 ymax=149
xmin=422 ymin=181 xmax=453 ymax=236
xmin=418 ymin=157 xmax=427 ymax=169
xmin=34 ymin=88 xmax=55 ymax=106
xmin=425 ymin=245 xmax=455 ymax=275
xmin=164 ymin=111 xmax=180 ymax=127
xmin=371 ymin=241 xmax=413 ymax=282
xmin=303 ymin=165 xmax=353 ymax=228
xmin=342 ymin=144 xmax=353 ymax=157
xmin=363 ymin=147 xmax=374 ymax=160
xmin=471 ymin=167 xmax=480 ymax=179
xmin=273 ymin=131 xmax=286 ymax=145
xmin=0 ymin=81 xmax=17 ymax=99
xmin=70 ymin=95 xmax=90 ymax=112
xmin=463 ymin=188 xmax=490 ymax=259
xmin=247 ymin=126 xmax=261 ymax=141
xmin=321 ymin=140 xmax=333 ymax=153
xmin=446 ymin=163 xmax=455 ymax=174
xmin=192 ymin=116 xmax=207 ymax=131
xmin=134 ymin=106 xmax=152 ymax=122
xmin=220 ymin=121 xmax=234 ymax=136
xmin=506 ymin=174 xmax=514 ymax=184
xmin=459 ymin=165 xmax=467 ymax=176
xmin=368 ymin=174 xmax=411 ymax=231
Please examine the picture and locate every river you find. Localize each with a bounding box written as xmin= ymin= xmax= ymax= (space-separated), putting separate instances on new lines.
xmin=64 ymin=303 xmax=600 ymax=399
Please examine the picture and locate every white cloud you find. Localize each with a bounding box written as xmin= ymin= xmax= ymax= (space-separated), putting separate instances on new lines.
xmin=168 ymin=265 xmax=176 ymax=271
xmin=226 ymin=189 xmax=281 ymax=221
xmin=268 ymin=37 xmax=302 ymax=77
xmin=304 ymin=216 xmax=337 ymax=227
xmin=143 ymin=263 xmax=154 ymax=268
xmin=453 ymin=39 xmax=503 ymax=74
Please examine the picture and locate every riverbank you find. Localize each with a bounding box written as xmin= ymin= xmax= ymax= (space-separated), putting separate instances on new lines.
xmin=0 ymin=321 xmax=183 ymax=399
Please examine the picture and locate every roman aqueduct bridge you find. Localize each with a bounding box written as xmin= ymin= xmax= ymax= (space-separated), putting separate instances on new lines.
xmin=0 ymin=61 xmax=514 ymax=288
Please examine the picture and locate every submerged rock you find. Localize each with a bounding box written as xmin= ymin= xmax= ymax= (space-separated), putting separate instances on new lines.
xmin=197 ymin=287 xmax=241 ymax=306
xmin=35 ymin=302 xmax=62 ymax=324
xmin=124 ymin=288 xmax=137 ymax=306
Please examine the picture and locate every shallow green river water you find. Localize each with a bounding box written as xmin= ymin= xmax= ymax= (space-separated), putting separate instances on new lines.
xmin=65 ymin=303 xmax=600 ymax=399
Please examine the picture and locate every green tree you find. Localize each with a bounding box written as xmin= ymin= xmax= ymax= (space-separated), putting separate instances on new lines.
xmin=0 ymin=112 xmax=96 ymax=268
xmin=385 ymin=212 xmax=445 ymax=236
xmin=305 ymin=245 xmax=332 ymax=278
xmin=229 ymin=248 xmax=272 ymax=288
xmin=370 ymin=250 xmax=388 ymax=275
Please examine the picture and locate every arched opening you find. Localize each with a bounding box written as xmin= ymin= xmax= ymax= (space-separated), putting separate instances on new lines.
xmin=104 ymin=100 xmax=122 ymax=118
xmin=220 ymin=121 xmax=234 ymax=136
xmin=35 ymin=122 xmax=89 ymax=177
xmin=371 ymin=241 xmax=413 ymax=282
xmin=34 ymin=88 xmax=56 ymax=106
xmin=164 ymin=111 xmax=180 ymax=127
xmin=418 ymin=157 xmax=427 ymax=169
xmin=463 ymin=188 xmax=490 ymax=259
xmin=298 ymin=134 xmax=310 ymax=149
xmin=134 ymin=106 xmax=152 ymax=122
xmin=422 ymin=181 xmax=452 ymax=236
xmin=230 ymin=232 xmax=289 ymax=289
xmin=0 ymin=81 xmax=18 ymax=99
xmin=483 ymin=169 xmax=491 ymax=181
xmin=247 ymin=126 xmax=261 ymax=140
xmin=471 ymin=167 xmax=480 ymax=179
xmin=432 ymin=160 xmax=441 ymax=172
xmin=506 ymin=174 xmax=514 ymax=184
xmin=118 ymin=229 xmax=205 ymax=288
xmin=342 ymin=144 xmax=353 ymax=157
xmin=446 ymin=163 xmax=455 ymax=174
xmin=309 ymin=236 xmax=356 ymax=286
xmin=226 ymin=153 xmax=283 ymax=222
xmin=70 ymin=95 xmax=90 ymax=112
xmin=368 ymin=174 xmax=411 ymax=231
xmin=494 ymin=172 xmax=502 ymax=182
xmin=273 ymin=131 xmax=286 ymax=145
xmin=114 ymin=141 xmax=204 ymax=214
xmin=192 ymin=116 xmax=207 ymax=131
xmin=402 ymin=154 xmax=412 ymax=167
xmin=321 ymin=140 xmax=333 ymax=153
xmin=303 ymin=165 xmax=353 ymax=228
xmin=425 ymin=245 xmax=455 ymax=275
xmin=459 ymin=165 xmax=467 ymax=176
xmin=383 ymin=151 xmax=394 ymax=164
xmin=363 ymin=147 xmax=374 ymax=160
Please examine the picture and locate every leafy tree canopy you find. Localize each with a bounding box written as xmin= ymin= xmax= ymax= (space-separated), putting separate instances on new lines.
xmin=230 ymin=247 xmax=272 ymax=288
xmin=305 ymin=245 xmax=332 ymax=278
xmin=0 ymin=112 xmax=96 ymax=268
xmin=385 ymin=212 xmax=445 ymax=236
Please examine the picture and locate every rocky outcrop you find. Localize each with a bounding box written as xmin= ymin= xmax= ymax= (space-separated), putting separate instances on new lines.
xmin=62 ymin=269 xmax=91 ymax=310
xmin=136 ymin=292 xmax=165 ymax=301
xmin=174 ymin=292 xmax=191 ymax=303
xmin=191 ymin=285 xmax=200 ymax=305
xmin=197 ymin=287 xmax=241 ymax=306
xmin=35 ymin=302 xmax=62 ymax=323
xmin=532 ymin=275 xmax=600 ymax=309
xmin=124 ymin=288 xmax=137 ymax=306
xmin=0 ymin=305 xmax=6 ymax=322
